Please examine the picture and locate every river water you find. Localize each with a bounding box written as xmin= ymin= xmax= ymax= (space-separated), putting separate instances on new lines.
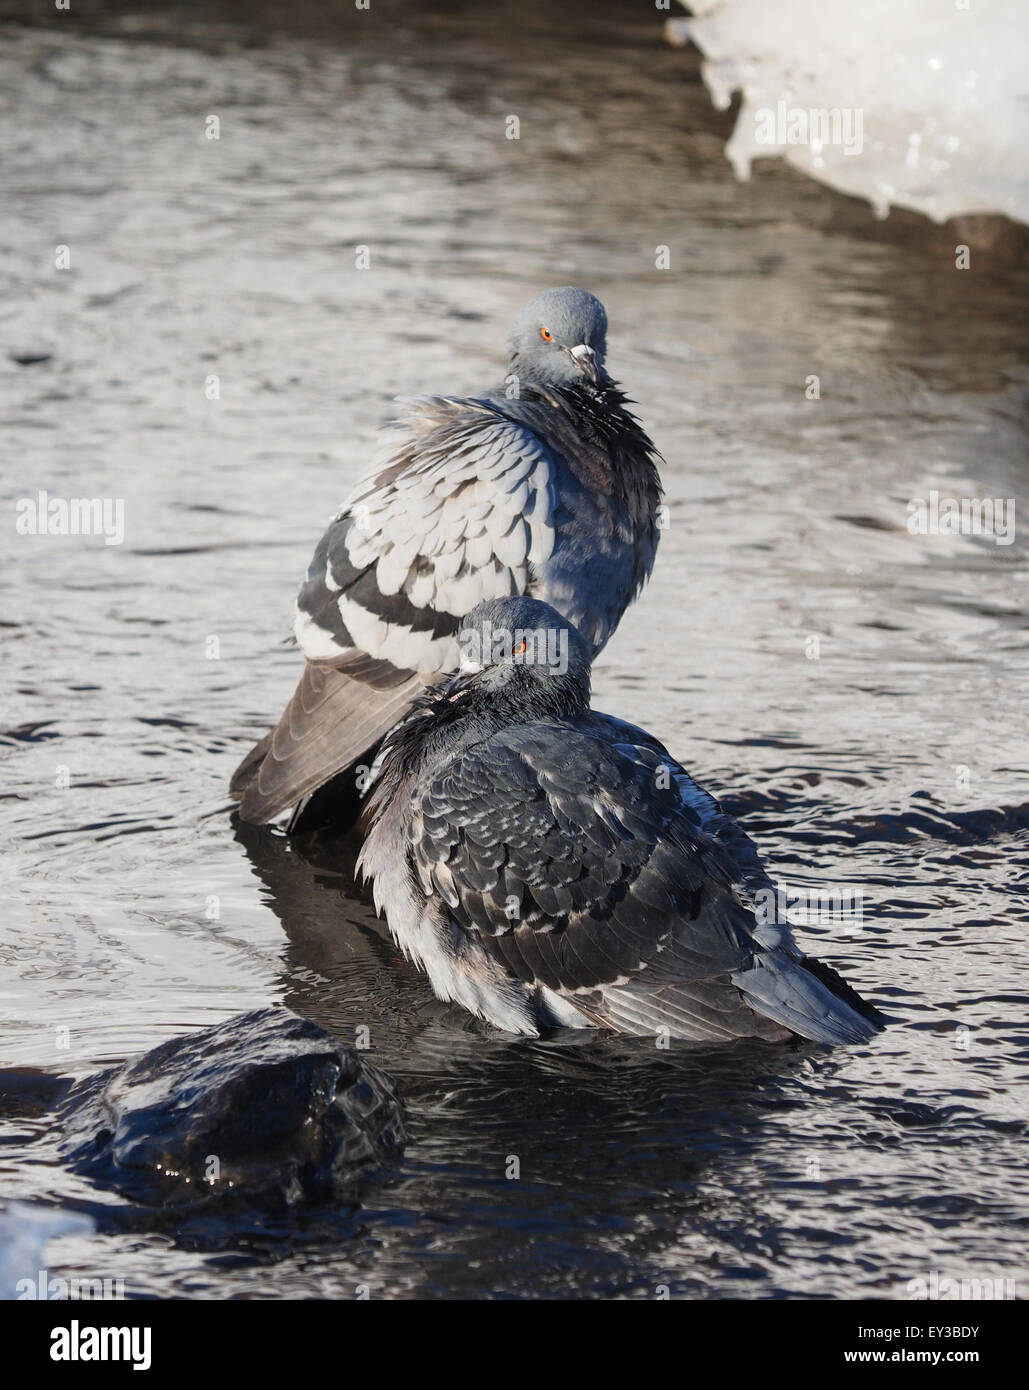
xmin=1 ymin=0 xmax=1027 ymax=1299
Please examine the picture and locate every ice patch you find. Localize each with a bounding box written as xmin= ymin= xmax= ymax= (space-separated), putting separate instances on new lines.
xmin=672 ymin=0 xmax=1029 ymax=224
xmin=0 ymin=1202 xmax=95 ymax=1300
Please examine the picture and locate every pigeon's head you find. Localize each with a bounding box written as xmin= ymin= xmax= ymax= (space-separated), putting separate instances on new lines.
xmin=441 ymin=597 xmax=592 ymax=719
xmin=505 ymin=288 xmax=609 ymax=390
xmin=374 ymin=599 xmax=592 ymax=783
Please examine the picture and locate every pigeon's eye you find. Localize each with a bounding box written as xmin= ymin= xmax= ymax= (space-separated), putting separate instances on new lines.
xmin=516 ymin=640 xmax=528 ymax=654
xmin=540 ymin=327 xmax=553 ymax=342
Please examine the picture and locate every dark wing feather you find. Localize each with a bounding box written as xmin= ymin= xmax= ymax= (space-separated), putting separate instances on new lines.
xmin=408 ymin=720 xmax=881 ymax=1043
xmin=237 ymin=662 xmax=426 ymax=825
xmin=409 ymin=724 xmax=760 ymax=1000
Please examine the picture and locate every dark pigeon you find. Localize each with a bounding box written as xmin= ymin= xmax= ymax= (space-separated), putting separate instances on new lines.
xmin=231 ymin=288 xmax=663 ymax=831
xmin=358 ymin=597 xmax=884 ymax=1045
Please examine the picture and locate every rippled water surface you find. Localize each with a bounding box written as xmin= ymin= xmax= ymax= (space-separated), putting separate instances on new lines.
xmin=2 ymin=0 xmax=1028 ymax=1299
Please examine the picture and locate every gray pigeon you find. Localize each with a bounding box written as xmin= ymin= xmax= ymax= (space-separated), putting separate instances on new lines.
xmin=358 ymin=597 xmax=884 ymax=1044
xmin=231 ymin=288 xmax=663 ymax=831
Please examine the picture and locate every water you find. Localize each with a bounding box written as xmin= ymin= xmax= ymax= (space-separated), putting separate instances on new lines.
xmin=1 ymin=0 xmax=1027 ymax=1300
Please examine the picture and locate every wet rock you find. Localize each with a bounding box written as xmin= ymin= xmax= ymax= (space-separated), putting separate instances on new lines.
xmin=59 ymin=1007 xmax=404 ymax=1208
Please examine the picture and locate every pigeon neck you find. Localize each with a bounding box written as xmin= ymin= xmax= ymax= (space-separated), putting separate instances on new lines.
xmin=502 ymin=363 xmax=613 ymax=400
xmin=380 ymin=670 xmax=590 ymax=779
xmin=491 ymin=379 xmax=662 ymax=515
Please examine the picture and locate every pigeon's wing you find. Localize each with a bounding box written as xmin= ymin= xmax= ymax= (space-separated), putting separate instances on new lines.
xmin=590 ymin=714 xmax=883 ymax=1036
xmin=407 ymin=724 xmax=767 ymax=1035
xmin=294 ymin=396 xmax=558 ymax=673
xmin=591 ymin=712 xmax=789 ymax=944
xmin=235 ymin=659 xmax=428 ymax=825
xmin=408 ymin=723 xmax=880 ymax=1044
xmin=235 ymin=397 xmax=560 ymax=824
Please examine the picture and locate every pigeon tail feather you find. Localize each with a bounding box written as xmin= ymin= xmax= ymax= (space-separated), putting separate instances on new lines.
xmin=731 ymin=952 xmax=882 ymax=1045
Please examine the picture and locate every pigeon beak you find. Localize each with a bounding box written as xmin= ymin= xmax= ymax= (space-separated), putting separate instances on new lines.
xmin=442 ymin=661 xmax=483 ymax=703
xmin=567 ymin=343 xmax=599 ymax=385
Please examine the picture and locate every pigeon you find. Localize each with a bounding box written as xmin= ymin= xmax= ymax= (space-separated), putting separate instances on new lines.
xmin=358 ymin=596 xmax=884 ymax=1044
xmin=231 ymin=288 xmax=663 ymax=831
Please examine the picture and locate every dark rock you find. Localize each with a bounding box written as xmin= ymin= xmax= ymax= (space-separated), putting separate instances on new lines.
xmin=59 ymin=1007 xmax=404 ymax=1209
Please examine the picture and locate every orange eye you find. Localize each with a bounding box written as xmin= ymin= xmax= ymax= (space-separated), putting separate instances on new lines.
xmin=540 ymin=326 xmax=553 ymax=342
xmin=516 ymin=640 xmax=527 ymax=653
